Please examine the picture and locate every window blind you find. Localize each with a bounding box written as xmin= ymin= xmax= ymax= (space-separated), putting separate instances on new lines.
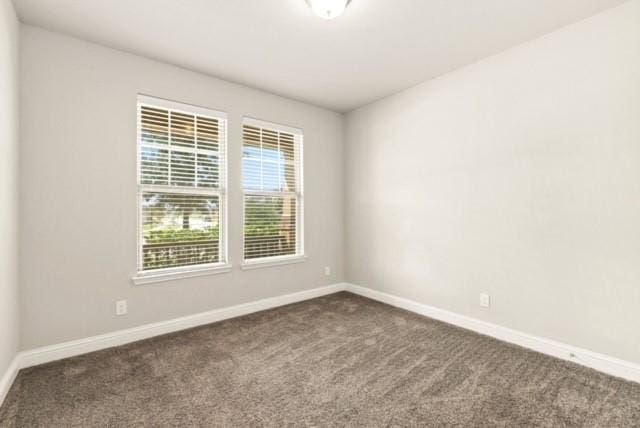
xmin=242 ymin=119 xmax=303 ymax=261
xmin=137 ymin=96 xmax=226 ymax=273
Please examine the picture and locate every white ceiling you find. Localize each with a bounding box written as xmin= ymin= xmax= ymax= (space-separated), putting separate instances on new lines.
xmin=13 ymin=0 xmax=629 ymax=112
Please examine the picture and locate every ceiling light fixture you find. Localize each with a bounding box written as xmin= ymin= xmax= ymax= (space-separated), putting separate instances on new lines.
xmin=306 ymin=0 xmax=350 ymax=19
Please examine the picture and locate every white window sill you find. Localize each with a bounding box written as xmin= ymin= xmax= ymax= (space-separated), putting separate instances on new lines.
xmin=132 ymin=263 xmax=232 ymax=285
xmin=241 ymin=255 xmax=307 ymax=270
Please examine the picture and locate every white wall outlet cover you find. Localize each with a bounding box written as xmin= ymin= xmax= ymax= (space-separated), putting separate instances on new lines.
xmin=116 ymin=300 xmax=127 ymax=316
xmin=480 ymin=293 xmax=491 ymax=308
xmin=324 ymin=266 xmax=331 ymax=276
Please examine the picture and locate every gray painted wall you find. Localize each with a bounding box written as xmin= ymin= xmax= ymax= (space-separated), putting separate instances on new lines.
xmin=15 ymin=0 xmax=640 ymax=369
xmin=0 ymin=0 xmax=20 ymax=376
xmin=19 ymin=26 xmax=344 ymax=349
xmin=345 ymin=1 xmax=640 ymax=364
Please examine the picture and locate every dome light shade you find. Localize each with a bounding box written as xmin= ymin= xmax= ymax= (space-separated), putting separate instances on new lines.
xmin=307 ymin=0 xmax=350 ymax=19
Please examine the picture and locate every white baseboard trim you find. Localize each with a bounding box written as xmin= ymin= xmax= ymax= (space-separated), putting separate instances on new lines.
xmin=0 ymin=355 xmax=20 ymax=408
xmin=345 ymin=283 xmax=640 ymax=384
xmin=18 ymin=283 xmax=347 ymax=370
xmin=4 ymin=280 xmax=637 ymax=409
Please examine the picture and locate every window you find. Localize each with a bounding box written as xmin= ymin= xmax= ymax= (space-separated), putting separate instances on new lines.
xmin=242 ymin=118 xmax=304 ymax=264
xmin=136 ymin=95 xmax=227 ymax=279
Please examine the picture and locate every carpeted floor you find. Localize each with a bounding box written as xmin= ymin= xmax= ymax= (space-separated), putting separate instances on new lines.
xmin=1 ymin=292 xmax=640 ymax=427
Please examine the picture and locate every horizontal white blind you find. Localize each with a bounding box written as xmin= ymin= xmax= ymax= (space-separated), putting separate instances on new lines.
xmin=242 ymin=120 xmax=303 ymax=261
xmin=138 ymin=96 xmax=226 ymax=272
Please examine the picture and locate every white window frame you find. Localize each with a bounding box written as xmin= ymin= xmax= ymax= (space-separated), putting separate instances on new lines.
xmin=241 ymin=117 xmax=305 ymax=269
xmin=132 ymin=95 xmax=230 ymax=285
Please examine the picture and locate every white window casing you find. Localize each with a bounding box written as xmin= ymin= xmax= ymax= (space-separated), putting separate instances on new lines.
xmin=241 ymin=117 xmax=305 ymax=268
xmin=133 ymin=95 xmax=229 ymax=284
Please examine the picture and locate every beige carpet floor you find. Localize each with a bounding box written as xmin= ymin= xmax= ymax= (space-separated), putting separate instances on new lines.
xmin=1 ymin=292 xmax=640 ymax=427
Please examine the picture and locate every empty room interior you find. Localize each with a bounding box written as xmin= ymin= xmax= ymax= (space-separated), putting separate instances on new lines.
xmin=1 ymin=0 xmax=640 ymax=425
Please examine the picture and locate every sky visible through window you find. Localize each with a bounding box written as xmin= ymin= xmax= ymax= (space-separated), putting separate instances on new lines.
xmin=243 ymin=146 xmax=290 ymax=191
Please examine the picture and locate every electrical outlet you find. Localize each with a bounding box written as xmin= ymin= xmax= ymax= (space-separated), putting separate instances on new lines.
xmin=480 ymin=293 xmax=490 ymax=308
xmin=116 ymin=300 xmax=127 ymax=316
xmin=324 ymin=266 xmax=331 ymax=276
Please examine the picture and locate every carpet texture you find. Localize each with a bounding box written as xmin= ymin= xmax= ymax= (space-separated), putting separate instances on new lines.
xmin=1 ymin=292 xmax=640 ymax=427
